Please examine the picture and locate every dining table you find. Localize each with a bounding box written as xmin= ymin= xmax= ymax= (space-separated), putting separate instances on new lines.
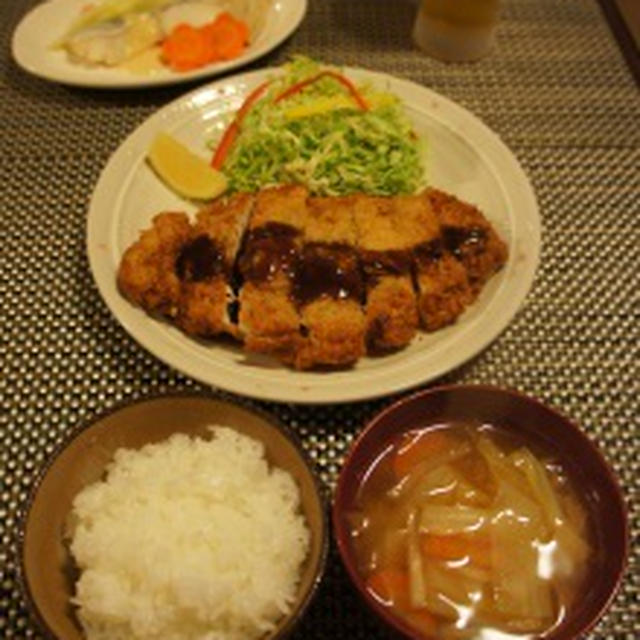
xmin=1 ymin=0 xmax=639 ymax=637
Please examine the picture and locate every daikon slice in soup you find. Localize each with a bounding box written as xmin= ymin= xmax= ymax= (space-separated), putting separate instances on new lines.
xmin=346 ymin=422 xmax=596 ymax=639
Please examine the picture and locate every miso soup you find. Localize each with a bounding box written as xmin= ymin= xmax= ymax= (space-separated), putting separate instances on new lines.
xmin=346 ymin=422 xmax=596 ymax=639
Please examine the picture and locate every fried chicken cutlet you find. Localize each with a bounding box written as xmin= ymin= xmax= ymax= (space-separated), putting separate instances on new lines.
xmin=237 ymin=185 xmax=308 ymax=364
xmin=409 ymin=191 xmax=474 ymax=331
xmin=117 ymin=195 xmax=253 ymax=339
xmin=426 ymin=187 xmax=508 ymax=293
xmin=117 ymin=185 xmax=509 ymax=370
xmin=176 ymin=193 xmax=253 ymax=337
xmin=295 ymin=197 xmax=366 ymax=368
xmin=117 ymin=211 xmax=193 ymax=319
xmin=353 ymin=196 xmax=420 ymax=352
xmin=412 ymin=189 xmax=508 ymax=331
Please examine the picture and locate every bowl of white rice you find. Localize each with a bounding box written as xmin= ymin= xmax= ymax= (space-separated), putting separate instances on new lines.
xmin=19 ymin=394 xmax=328 ymax=640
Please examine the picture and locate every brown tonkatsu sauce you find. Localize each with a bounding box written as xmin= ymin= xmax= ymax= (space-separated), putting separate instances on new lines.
xmin=293 ymin=243 xmax=363 ymax=306
xmin=413 ymin=238 xmax=445 ymax=268
xmin=238 ymin=222 xmax=300 ymax=283
xmin=413 ymin=227 xmax=487 ymax=268
xmin=175 ymin=235 xmax=226 ymax=282
xmin=365 ymin=316 xmax=389 ymax=352
xmin=442 ymin=225 xmax=487 ymax=258
xmin=360 ymin=249 xmax=413 ymax=283
xmin=238 ymin=223 xmax=364 ymax=307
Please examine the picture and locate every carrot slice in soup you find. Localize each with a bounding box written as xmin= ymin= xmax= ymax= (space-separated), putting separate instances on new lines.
xmin=405 ymin=609 xmax=438 ymax=636
xmin=392 ymin=429 xmax=453 ymax=479
xmin=366 ymin=568 xmax=411 ymax=609
xmin=421 ymin=533 xmax=491 ymax=569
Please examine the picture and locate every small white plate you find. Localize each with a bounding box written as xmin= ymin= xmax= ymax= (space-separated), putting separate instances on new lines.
xmin=87 ymin=67 xmax=540 ymax=404
xmin=12 ymin=0 xmax=307 ymax=89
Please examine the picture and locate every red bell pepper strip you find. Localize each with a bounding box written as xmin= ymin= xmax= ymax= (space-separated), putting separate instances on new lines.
xmin=211 ymin=121 xmax=239 ymax=170
xmin=211 ymin=80 xmax=272 ymax=169
xmin=237 ymin=79 xmax=272 ymax=119
xmin=273 ymin=70 xmax=369 ymax=111
xmin=211 ymin=70 xmax=368 ymax=169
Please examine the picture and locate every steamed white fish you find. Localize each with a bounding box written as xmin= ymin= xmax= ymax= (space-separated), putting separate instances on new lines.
xmin=64 ymin=12 xmax=162 ymax=67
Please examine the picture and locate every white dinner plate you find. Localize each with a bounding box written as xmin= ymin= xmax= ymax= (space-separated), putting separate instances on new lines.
xmin=11 ymin=0 xmax=307 ymax=89
xmin=87 ymin=67 xmax=540 ymax=404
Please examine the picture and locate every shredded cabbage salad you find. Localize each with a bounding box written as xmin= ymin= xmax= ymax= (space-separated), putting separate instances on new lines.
xmin=213 ymin=57 xmax=426 ymax=196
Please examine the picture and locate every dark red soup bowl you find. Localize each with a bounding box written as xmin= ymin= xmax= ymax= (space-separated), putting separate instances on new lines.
xmin=333 ymin=385 xmax=629 ymax=640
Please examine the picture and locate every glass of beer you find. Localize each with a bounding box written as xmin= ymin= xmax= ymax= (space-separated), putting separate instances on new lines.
xmin=412 ymin=0 xmax=501 ymax=62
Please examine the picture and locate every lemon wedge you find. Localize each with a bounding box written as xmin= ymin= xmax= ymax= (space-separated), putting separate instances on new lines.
xmin=147 ymin=132 xmax=228 ymax=200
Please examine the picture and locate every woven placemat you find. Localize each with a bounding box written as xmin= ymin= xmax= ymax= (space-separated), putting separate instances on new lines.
xmin=1 ymin=0 xmax=638 ymax=637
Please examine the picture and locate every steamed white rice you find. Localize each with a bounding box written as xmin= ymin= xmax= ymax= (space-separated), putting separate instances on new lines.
xmin=68 ymin=426 xmax=310 ymax=640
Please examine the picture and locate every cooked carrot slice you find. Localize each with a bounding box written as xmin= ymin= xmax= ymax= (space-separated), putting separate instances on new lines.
xmin=215 ymin=11 xmax=249 ymax=42
xmin=392 ymin=429 xmax=453 ymax=479
xmin=161 ymin=13 xmax=249 ymax=71
xmin=162 ymin=23 xmax=214 ymax=71
xmin=235 ymin=17 xmax=250 ymax=44
xmin=208 ymin=12 xmax=249 ymax=60
xmin=420 ymin=533 xmax=491 ymax=569
xmin=405 ymin=609 xmax=438 ymax=636
xmin=366 ymin=568 xmax=411 ymax=609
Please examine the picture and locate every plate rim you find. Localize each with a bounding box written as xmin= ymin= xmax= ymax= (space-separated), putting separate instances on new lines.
xmin=11 ymin=0 xmax=308 ymax=89
xmin=87 ymin=66 xmax=541 ymax=404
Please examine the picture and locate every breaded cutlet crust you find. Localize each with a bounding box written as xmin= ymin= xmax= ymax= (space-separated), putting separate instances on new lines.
xmin=296 ymin=197 xmax=366 ymax=367
xmin=117 ymin=212 xmax=192 ymax=318
xmin=365 ymin=276 xmax=419 ymax=350
xmin=352 ymin=195 xmax=398 ymax=251
xmin=296 ymin=298 xmax=366 ymax=369
xmin=248 ymin=184 xmax=308 ymax=229
xmin=404 ymin=191 xmax=474 ymax=331
xmin=177 ymin=278 xmax=230 ymax=337
xmin=354 ymin=195 xmax=420 ymax=351
xmin=426 ymin=187 xmax=508 ymax=291
xmin=415 ymin=252 xmax=473 ymax=331
xmin=238 ymin=186 xmax=308 ymax=363
xmin=239 ymin=283 xmax=304 ymax=363
xmin=305 ymin=196 xmax=358 ymax=245
xmin=393 ymin=192 xmax=441 ymax=242
xmin=194 ymin=192 xmax=254 ymax=263
xmin=176 ymin=193 xmax=254 ymax=338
